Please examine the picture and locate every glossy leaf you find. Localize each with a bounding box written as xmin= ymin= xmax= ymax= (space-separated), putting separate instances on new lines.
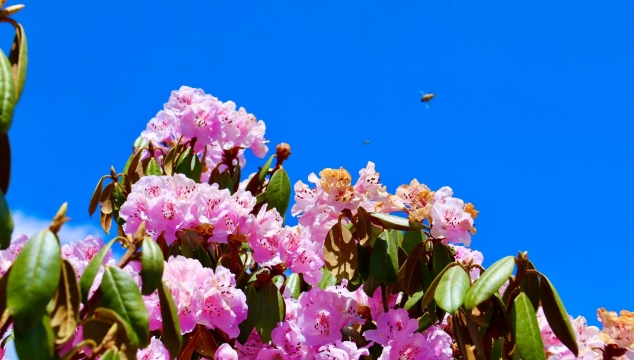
xmin=175 ymin=148 xmax=203 ymax=182
xmin=464 ymin=256 xmax=516 ymax=310
xmin=195 ymin=328 xmax=218 ymax=357
xmin=51 ymin=260 xmax=81 ymax=344
xmin=432 ymin=242 xmax=452 ymax=278
xmin=88 ymin=177 xmax=106 ymax=217
xmin=158 ymin=280 xmax=182 ymax=358
xmin=355 ymin=207 xmax=372 ymax=246
xmin=0 ymin=50 xmax=15 ymax=133
xmin=258 ymin=155 xmax=275 ymax=184
xmin=398 ymin=242 xmax=425 ymax=295
xmin=286 ymin=273 xmax=301 ymax=299
xmin=266 ymin=168 xmax=291 ymax=216
xmin=404 ymin=290 xmax=424 ymax=310
xmin=317 ymin=267 xmax=337 ymax=289
xmin=402 ymin=230 xmax=425 ymax=254
xmin=256 ymin=281 xmax=285 ymax=343
xmin=421 ymin=262 xmax=457 ymax=311
xmin=540 ymin=274 xmax=579 ymax=357
xmin=216 ymin=169 xmax=235 ymax=192
xmin=417 ymin=312 xmax=433 ymax=333
xmin=238 ymin=286 xmax=259 ymax=345
xmin=8 ymin=23 xmax=27 ymax=103
xmin=490 ymin=338 xmax=504 ymax=360
xmin=146 ymin=158 xmax=162 ymax=176
xmin=141 ymin=237 xmax=164 ymax=295
xmin=83 ymin=307 xmax=137 ymax=359
xmin=511 ymin=293 xmax=545 ymax=360
xmin=125 ymin=148 xmax=145 ymax=181
xmin=162 ymin=147 xmax=178 ymax=176
xmin=0 ymin=189 xmax=13 ymax=249
xmin=100 ymin=266 xmax=150 ymax=347
xmin=363 ymin=274 xmax=380 ymax=297
xmin=324 ymin=222 xmax=357 ymax=280
xmin=520 ymin=265 xmax=540 ymax=311
xmin=368 ymin=212 xmax=425 ymax=231
xmin=7 ymin=229 xmax=61 ymax=333
xmin=14 ymin=315 xmax=54 ymax=360
xmin=434 ymin=265 xmax=470 ymax=313
xmin=0 ymin=133 xmax=9 ymax=195
xmin=370 ymin=230 xmax=399 ymax=284
xmin=80 ymin=238 xmax=116 ymax=305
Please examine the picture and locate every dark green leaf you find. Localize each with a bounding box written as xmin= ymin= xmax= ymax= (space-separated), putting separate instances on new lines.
xmin=175 ymin=148 xmax=203 ymax=182
xmin=192 ymin=245 xmax=214 ymax=269
xmin=402 ymin=230 xmax=425 ymax=255
xmin=258 ymin=155 xmax=275 ymax=184
xmin=0 ymin=189 xmax=13 ymax=249
xmin=216 ymin=169 xmax=235 ymax=193
xmin=162 ymin=147 xmax=178 ymax=176
xmin=8 ymin=23 xmax=27 ymax=103
xmin=434 ymin=266 xmax=470 ymax=313
xmin=256 ymin=282 xmax=285 ymax=343
xmin=511 ymin=293 xmax=545 ymax=360
xmin=363 ymin=274 xmax=380 ymax=297
xmin=238 ymin=286 xmax=259 ymax=345
xmin=417 ymin=312 xmax=433 ymax=333
xmin=490 ymin=338 xmax=504 ymax=360
xmin=370 ymin=230 xmax=398 ymax=284
xmin=404 ymin=290 xmax=424 ymax=310
xmin=520 ymin=264 xmax=540 ymax=311
xmin=421 ymin=262 xmax=457 ymax=311
xmin=7 ymin=229 xmax=61 ymax=333
xmin=286 ymin=273 xmax=301 ymax=299
xmin=0 ymin=133 xmax=9 ymax=195
xmin=125 ymin=148 xmax=145 ymax=182
xmin=100 ymin=266 xmax=150 ymax=347
xmin=0 ymin=49 xmax=16 ymax=133
xmin=324 ymin=222 xmax=357 ymax=280
xmin=14 ymin=315 xmax=54 ymax=360
xmin=141 ymin=237 xmax=164 ymax=295
xmin=80 ymin=238 xmax=116 ymax=305
xmin=51 ymin=259 xmax=81 ymax=344
xmin=432 ymin=243 xmax=452 ymax=278
xmin=88 ymin=177 xmax=106 ymax=218
xmin=368 ymin=212 xmax=425 ymax=231
xmin=464 ymin=256 xmax=515 ymax=310
xmin=146 ymin=158 xmax=162 ymax=176
xmin=158 ymin=281 xmax=182 ymax=358
xmin=398 ymin=242 xmax=425 ymax=295
xmin=83 ymin=307 xmax=137 ymax=358
xmin=317 ymin=267 xmax=337 ymax=289
xmin=266 ymin=168 xmax=291 ymax=216
xmin=357 ymin=244 xmax=370 ymax=280
xmin=540 ymin=274 xmax=578 ymax=357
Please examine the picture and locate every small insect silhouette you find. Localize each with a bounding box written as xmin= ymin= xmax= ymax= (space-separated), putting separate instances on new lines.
xmin=420 ymin=92 xmax=435 ymax=103
xmin=363 ymin=140 xmax=371 ymax=145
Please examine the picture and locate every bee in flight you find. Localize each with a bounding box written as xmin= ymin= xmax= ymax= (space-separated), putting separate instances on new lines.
xmin=420 ymin=92 xmax=435 ymax=103
xmin=363 ymin=140 xmax=371 ymax=145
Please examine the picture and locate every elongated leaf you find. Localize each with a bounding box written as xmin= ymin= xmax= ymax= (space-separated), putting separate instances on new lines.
xmin=100 ymin=266 xmax=150 ymax=347
xmin=162 ymin=147 xmax=178 ymax=176
xmin=8 ymin=24 xmax=27 ymax=103
xmin=7 ymin=230 xmax=61 ymax=333
xmin=417 ymin=312 xmax=433 ymax=333
xmin=511 ymin=293 xmax=545 ymax=360
xmin=355 ymin=207 xmax=372 ymax=246
xmin=369 ymin=212 xmax=424 ymax=231
xmin=195 ymin=328 xmax=218 ymax=357
xmin=404 ymin=290 xmax=424 ymax=310
xmin=146 ymin=158 xmax=162 ymax=176
xmin=141 ymin=237 xmax=164 ymax=295
xmin=158 ymin=281 xmax=182 ymax=358
xmin=402 ymin=230 xmax=425 ymax=254
xmin=175 ymin=148 xmax=203 ymax=182
xmin=256 ymin=282 xmax=285 ymax=343
xmin=434 ymin=266 xmax=470 ymax=313
xmin=258 ymin=155 xmax=275 ymax=184
xmin=520 ymin=266 xmax=540 ymax=311
xmin=0 ymin=189 xmax=13 ymax=249
xmin=317 ymin=267 xmax=337 ymax=289
xmin=0 ymin=50 xmax=15 ymax=134
xmin=421 ymin=262 xmax=458 ymax=311
xmin=101 ymin=349 xmax=120 ymax=360
xmin=464 ymin=256 xmax=515 ymax=310
xmin=266 ymin=169 xmax=291 ymax=216
xmin=238 ymin=286 xmax=259 ymax=344
xmin=432 ymin=243 xmax=452 ymax=278
xmin=99 ymin=182 xmax=114 ymax=215
xmin=88 ymin=177 xmax=105 ymax=217
xmin=490 ymin=338 xmax=504 ymax=360
xmin=0 ymin=133 xmax=9 ymax=195
xmin=398 ymin=242 xmax=425 ymax=295
xmin=324 ymin=222 xmax=357 ymax=280
xmin=83 ymin=307 xmax=137 ymax=359
xmin=51 ymin=259 xmax=81 ymax=344
xmin=363 ymin=274 xmax=380 ymax=297
xmin=80 ymin=238 xmax=116 ymax=305
xmin=286 ymin=273 xmax=301 ymax=300
xmin=370 ymin=230 xmax=399 ymax=284
xmin=539 ymin=274 xmax=578 ymax=356
xmin=14 ymin=315 xmax=54 ymax=360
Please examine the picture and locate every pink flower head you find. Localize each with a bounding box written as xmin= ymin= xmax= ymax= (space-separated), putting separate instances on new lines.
xmin=430 ymin=197 xmax=475 ymax=246
xmin=215 ymin=343 xmax=239 ymax=360
xmin=363 ymin=308 xmax=419 ymax=346
xmin=180 ymin=97 xmax=221 ymax=145
xmin=137 ymin=337 xmax=170 ymax=360
xmin=255 ymin=348 xmax=291 ymax=360
xmin=316 ymin=341 xmax=370 ymax=360
xmin=0 ymin=234 xmax=28 ymax=276
xmin=236 ymin=330 xmax=270 ymax=360
xmin=378 ymin=329 xmax=453 ymax=360
xmin=272 ymin=321 xmax=306 ymax=360
xmin=61 ymin=235 xmax=109 ymax=281
xmin=449 ymin=244 xmax=484 ymax=281
xmin=198 ymin=266 xmax=248 ymax=338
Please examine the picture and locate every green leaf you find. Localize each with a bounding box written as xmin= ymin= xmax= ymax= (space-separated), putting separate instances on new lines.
xmin=434 ymin=266 xmax=470 ymax=313
xmin=355 ymin=207 xmax=373 ymax=247
xmin=266 ymin=168 xmax=291 ymax=216
xmin=51 ymin=260 xmax=81 ymax=344
xmin=100 ymin=266 xmax=150 ymax=347
xmin=417 ymin=312 xmax=433 ymax=333
xmin=0 ymin=133 xmax=9 ymax=195
xmin=141 ymin=237 xmax=164 ymax=295
xmin=88 ymin=177 xmax=106 ymax=218
xmin=357 ymin=244 xmax=370 ymax=280
xmin=286 ymin=273 xmax=301 ymax=299
xmin=317 ymin=267 xmax=337 ymax=289
xmin=540 ymin=274 xmax=579 ymax=357
xmin=100 ymin=349 xmax=120 ymax=360
xmin=520 ymin=264 xmax=540 ymax=311
xmin=174 ymin=148 xmax=203 ymax=182
xmin=8 ymin=23 xmax=27 ymax=103
xmin=256 ymin=282 xmax=285 ymax=343
xmin=511 ymin=293 xmax=545 ymax=360
xmin=370 ymin=230 xmax=399 ymax=284
xmin=324 ymin=222 xmax=357 ymax=280
xmin=0 ymin=49 xmax=16 ymax=134
xmin=464 ymin=256 xmax=516 ymax=310
xmin=368 ymin=212 xmax=425 ymax=231
xmin=216 ymin=169 xmax=235 ymax=193
xmin=7 ymin=229 xmax=61 ymax=333
xmin=402 ymin=230 xmax=425 ymax=255
xmin=83 ymin=308 xmax=137 ymax=358
xmin=398 ymin=242 xmax=425 ymax=295
xmin=158 ymin=281 xmax=182 ymax=358
xmin=404 ymin=290 xmax=424 ymax=310
xmin=79 ymin=238 xmax=116 ymax=305
xmin=14 ymin=315 xmax=54 ymax=360
xmin=490 ymin=338 xmax=504 ymax=360
xmin=432 ymin=243 xmax=452 ymax=278
xmin=421 ymin=262 xmax=458 ymax=311
xmin=363 ymin=274 xmax=380 ymax=297
xmin=0 ymin=189 xmax=13 ymax=249
xmin=145 ymin=158 xmax=162 ymax=176
xmin=238 ymin=286 xmax=259 ymax=344
xmin=258 ymin=155 xmax=275 ymax=184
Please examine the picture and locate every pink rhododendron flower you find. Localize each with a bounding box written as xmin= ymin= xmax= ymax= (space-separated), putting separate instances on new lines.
xmin=537 ymin=307 xmax=605 ymax=360
xmin=378 ymin=328 xmax=453 ymax=360
xmin=137 ymin=337 xmax=171 ymax=360
xmin=364 ymin=309 xmax=419 ymax=346
xmin=297 ymin=287 xmax=357 ymax=346
xmin=255 ymin=348 xmax=291 ymax=360
xmin=449 ymin=244 xmax=484 ymax=281
xmin=315 ymin=341 xmax=370 ymax=360
xmin=0 ymin=234 xmax=28 ymax=276
xmin=236 ymin=330 xmax=270 ymax=360
xmin=215 ymin=343 xmax=239 ymax=360
xmin=430 ymin=196 xmax=475 ymax=246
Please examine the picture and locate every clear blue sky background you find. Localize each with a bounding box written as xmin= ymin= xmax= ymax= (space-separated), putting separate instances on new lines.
xmin=3 ymin=1 xmax=633 ymax=327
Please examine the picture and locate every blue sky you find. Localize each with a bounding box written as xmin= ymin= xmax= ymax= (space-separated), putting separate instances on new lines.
xmin=2 ymin=0 xmax=633 ymax=331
